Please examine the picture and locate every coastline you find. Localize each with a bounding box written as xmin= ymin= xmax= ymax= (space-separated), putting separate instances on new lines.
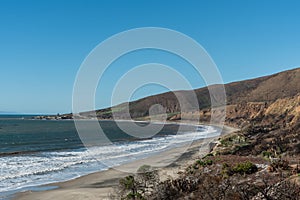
xmin=13 ymin=124 xmax=238 ymax=200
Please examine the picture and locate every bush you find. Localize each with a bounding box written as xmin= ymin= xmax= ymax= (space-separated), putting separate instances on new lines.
xmin=115 ymin=165 xmax=159 ymax=200
xmin=268 ymin=159 xmax=289 ymax=172
xmin=222 ymin=163 xmax=234 ymax=177
xmin=202 ymin=153 xmax=214 ymax=159
xmin=118 ymin=175 xmax=141 ymax=199
xmin=262 ymin=151 xmax=273 ymax=158
xmin=232 ymin=161 xmax=258 ymax=175
xmin=222 ymin=163 xmax=229 ymax=168
xmin=196 ymin=159 xmax=213 ymax=167
xmin=137 ymin=165 xmax=159 ymax=190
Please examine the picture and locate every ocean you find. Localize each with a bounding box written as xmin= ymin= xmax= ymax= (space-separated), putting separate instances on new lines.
xmin=0 ymin=115 xmax=220 ymax=198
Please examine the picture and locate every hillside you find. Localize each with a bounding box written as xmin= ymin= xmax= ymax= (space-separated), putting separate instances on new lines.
xmin=92 ymin=67 xmax=300 ymax=121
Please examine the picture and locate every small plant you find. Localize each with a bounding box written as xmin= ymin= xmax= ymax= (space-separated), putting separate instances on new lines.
xmin=202 ymin=153 xmax=214 ymax=159
xmin=268 ymin=159 xmax=289 ymax=172
xmin=196 ymin=159 xmax=213 ymax=167
xmin=262 ymin=151 xmax=273 ymax=158
xmin=222 ymin=163 xmax=229 ymax=168
xmin=193 ymin=163 xmax=199 ymax=169
xmin=206 ymin=159 xmax=213 ymax=165
xmin=221 ymin=162 xmax=233 ymax=177
xmin=116 ymin=165 xmax=159 ymax=200
xmin=232 ymin=161 xmax=258 ymax=175
xmin=119 ymin=175 xmax=139 ymax=199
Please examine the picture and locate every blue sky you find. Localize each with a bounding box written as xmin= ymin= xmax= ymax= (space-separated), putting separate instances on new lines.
xmin=0 ymin=0 xmax=299 ymax=114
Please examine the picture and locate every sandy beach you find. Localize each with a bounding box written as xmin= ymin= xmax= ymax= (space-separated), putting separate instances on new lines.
xmin=13 ymin=125 xmax=237 ymax=200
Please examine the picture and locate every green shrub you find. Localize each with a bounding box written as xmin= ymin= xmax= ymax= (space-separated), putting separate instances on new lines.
xmin=206 ymin=159 xmax=213 ymax=165
xmin=120 ymin=175 xmax=135 ymax=190
xmin=195 ymin=159 xmax=213 ymax=167
xmin=202 ymin=153 xmax=214 ymax=159
xmin=232 ymin=161 xmax=258 ymax=175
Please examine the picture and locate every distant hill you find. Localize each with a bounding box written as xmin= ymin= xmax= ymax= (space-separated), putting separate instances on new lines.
xmin=90 ymin=67 xmax=300 ymax=120
xmin=0 ymin=111 xmax=16 ymax=114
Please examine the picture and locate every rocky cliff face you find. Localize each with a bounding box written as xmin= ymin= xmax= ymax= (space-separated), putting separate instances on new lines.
xmin=163 ymin=93 xmax=299 ymax=131
xmin=225 ymin=94 xmax=300 ymax=128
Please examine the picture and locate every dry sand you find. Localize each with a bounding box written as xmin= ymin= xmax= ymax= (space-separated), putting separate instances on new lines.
xmin=13 ymin=125 xmax=237 ymax=200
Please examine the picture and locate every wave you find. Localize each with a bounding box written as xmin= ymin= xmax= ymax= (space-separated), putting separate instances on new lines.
xmin=0 ymin=151 xmax=32 ymax=156
xmin=0 ymin=125 xmax=220 ymax=194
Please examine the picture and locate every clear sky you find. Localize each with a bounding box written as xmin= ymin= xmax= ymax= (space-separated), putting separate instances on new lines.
xmin=0 ymin=0 xmax=299 ymax=114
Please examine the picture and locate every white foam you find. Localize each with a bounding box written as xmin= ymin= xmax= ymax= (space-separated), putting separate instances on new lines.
xmin=0 ymin=125 xmax=220 ymax=194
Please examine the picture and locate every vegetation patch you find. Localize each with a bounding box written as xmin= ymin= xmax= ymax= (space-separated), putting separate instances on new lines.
xmin=232 ymin=161 xmax=258 ymax=175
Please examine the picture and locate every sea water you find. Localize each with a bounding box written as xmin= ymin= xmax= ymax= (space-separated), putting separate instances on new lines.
xmin=0 ymin=115 xmax=220 ymax=198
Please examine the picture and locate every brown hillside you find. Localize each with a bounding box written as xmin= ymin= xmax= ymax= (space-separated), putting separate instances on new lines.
xmin=95 ymin=67 xmax=300 ymax=120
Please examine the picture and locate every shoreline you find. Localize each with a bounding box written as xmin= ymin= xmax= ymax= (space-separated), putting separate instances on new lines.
xmin=12 ymin=124 xmax=238 ymax=200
